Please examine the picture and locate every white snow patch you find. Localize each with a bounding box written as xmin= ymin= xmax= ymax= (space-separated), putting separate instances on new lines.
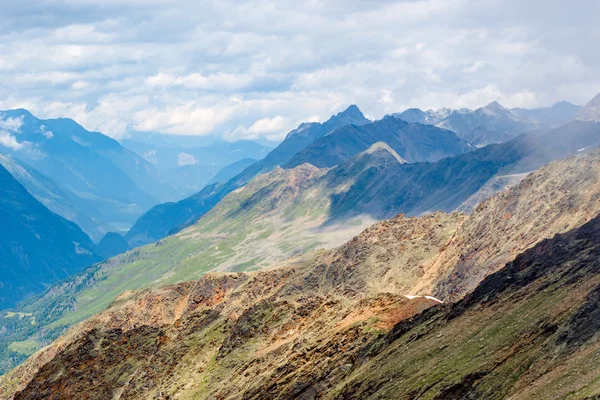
xmin=404 ymin=295 xmax=444 ymax=304
xmin=578 ymin=147 xmax=587 ymax=152
xmin=424 ymin=295 xmax=444 ymax=304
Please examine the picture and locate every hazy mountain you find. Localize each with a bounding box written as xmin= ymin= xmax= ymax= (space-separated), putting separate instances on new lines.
xmin=574 ymin=92 xmax=600 ymax=121
xmin=124 ymin=105 xmax=371 ymax=247
xmin=0 ymin=109 xmax=170 ymax=232
xmin=285 ymin=116 xmax=473 ymax=169
xmin=207 ymin=158 xmax=257 ymax=185
xmin=0 ymin=154 xmax=104 ymax=241
xmin=511 ymin=100 xmax=581 ymax=123
xmin=391 ymin=107 xmax=467 ymax=125
xmin=394 ymin=101 xmax=579 ymax=148
xmin=435 ymin=101 xmax=538 ymax=146
xmin=0 ymin=164 xmax=99 ymax=309
xmin=121 ymin=139 xmax=271 ymax=197
xmin=122 ymin=131 xmax=219 ymax=149
xmin=4 ymin=149 xmax=600 ymax=398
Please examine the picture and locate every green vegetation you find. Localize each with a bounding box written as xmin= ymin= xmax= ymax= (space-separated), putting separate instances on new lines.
xmin=7 ymin=340 xmax=40 ymax=356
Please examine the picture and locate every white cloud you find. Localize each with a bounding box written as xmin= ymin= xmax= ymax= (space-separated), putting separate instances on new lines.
xmin=0 ymin=0 xmax=599 ymax=142
xmin=40 ymin=125 xmax=54 ymax=139
xmin=0 ymin=116 xmax=25 ymax=149
xmin=0 ymin=132 xmax=23 ymax=150
xmin=226 ymin=116 xmax=287 ymax=141
xmin=177 ymin=152 xmax=198 ymax=166
xmin=0 ymin=116 xmax=23 ymax=132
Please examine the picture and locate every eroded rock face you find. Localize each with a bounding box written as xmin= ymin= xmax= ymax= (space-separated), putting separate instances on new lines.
xmin=333 ymin=215 xmax=600 ymax=400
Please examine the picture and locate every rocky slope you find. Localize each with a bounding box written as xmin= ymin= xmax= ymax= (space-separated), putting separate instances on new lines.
xmin=285 ymin=116 xmax=473 ymax=169
xmin=333 ymin=213 xmax=600 ymax=399
xmin=2 ymin=149 xmax=600 ymax=398
xmin=125 ymin=105 xmax=370 ymax=247
xmin=1 ymin=125 xmax=599 ymax=375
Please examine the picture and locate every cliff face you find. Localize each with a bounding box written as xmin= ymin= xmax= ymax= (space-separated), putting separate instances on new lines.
xmin=3 ymin=150 xmax=600 ymax=399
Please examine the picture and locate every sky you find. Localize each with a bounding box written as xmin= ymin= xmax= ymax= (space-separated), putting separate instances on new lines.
xmin=0 ymin=0 xmax=599 ymax=142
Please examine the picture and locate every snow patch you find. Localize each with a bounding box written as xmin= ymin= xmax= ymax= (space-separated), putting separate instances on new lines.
xmin=404 ymin=295 xmax=444 ymax=304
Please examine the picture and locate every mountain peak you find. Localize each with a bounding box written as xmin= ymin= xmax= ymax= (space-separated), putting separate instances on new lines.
xmin=483 ymin=101 xmax=506 ymax=110
xmin=340 ymin=104 xmax=362 ymax=116
xmin=327 ymin=104 xmax=369 ymax=126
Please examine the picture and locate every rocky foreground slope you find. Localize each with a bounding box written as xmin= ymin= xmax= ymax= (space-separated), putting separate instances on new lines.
xmin=2 ymin=149 xmax=600 ymax=399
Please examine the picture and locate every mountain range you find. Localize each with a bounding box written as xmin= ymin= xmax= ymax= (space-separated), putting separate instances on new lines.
xmin=124 ymin=105 xmax=479 ymax=248
xmin=2 ymin=147 xmax=600 ymax=398
xmin=0 ymin=110 xmax=270 ymax=240
xmin=393 ymin=100 xmax=581 ymax=147
xmin=0 ymin=109 xmax=167 ymax=236
xmin=285 ymin=115 xmax=473 ymax=168
xmin=1 ymin=93 xmax=600 ymax=394
xmin=0 ymin=114 xmax=598 ymax=377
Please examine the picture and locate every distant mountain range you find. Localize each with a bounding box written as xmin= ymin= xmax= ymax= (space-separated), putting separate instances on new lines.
xmin=0 ymin=109 xmax=169 ymax=236
xmin=0 ymin=109 xmax=270 ymax=239
xmin=2 ymin=117 xmax=598 ymax=372
xmin=125 ymin=105 xmax=478 ymax=247
xmin=207 ymin=157 xmax=257 ymax=185
xmin=393 ymin=100 xmax=581 ymax=147
xmin=285 ymin=115 xmax=473 ymax=168
xmin=0 ymin=154 xmax=103 ymax=241
xmin=124 ymin=105 xmax=372 ymax=247
xmin=0 ymin=164 xmax=99 ymax=309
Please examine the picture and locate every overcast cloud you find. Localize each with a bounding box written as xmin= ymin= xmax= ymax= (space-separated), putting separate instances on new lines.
xmin=0 ymin=0 xmax=599 ymax=141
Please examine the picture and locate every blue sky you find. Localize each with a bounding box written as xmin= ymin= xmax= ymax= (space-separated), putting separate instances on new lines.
xmin=0 ymin=0 xmax=599 ymax=142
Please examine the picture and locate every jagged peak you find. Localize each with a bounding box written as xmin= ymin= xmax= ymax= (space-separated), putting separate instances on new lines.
xmin=483 ymin=101 xmax=507 ymax=110
xmin=326 ymin=104 xmax=369 ymax=125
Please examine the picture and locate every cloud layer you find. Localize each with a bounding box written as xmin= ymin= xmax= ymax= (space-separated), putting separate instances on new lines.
xmin=0 ymin=0 xmax=599 ymax=141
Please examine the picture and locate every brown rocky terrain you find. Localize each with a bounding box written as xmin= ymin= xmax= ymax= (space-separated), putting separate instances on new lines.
xmin=2 ymin=149 xmax=600 ymax=399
